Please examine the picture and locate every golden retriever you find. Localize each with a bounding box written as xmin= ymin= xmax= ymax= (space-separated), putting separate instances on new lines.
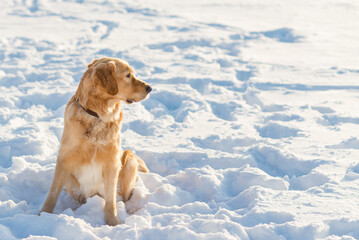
xmin=39 ymin=57 xmax=152 ymax=225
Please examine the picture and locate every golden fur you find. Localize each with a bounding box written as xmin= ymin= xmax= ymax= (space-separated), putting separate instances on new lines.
xmin=39 ymin=57 xmax=152 ymax=225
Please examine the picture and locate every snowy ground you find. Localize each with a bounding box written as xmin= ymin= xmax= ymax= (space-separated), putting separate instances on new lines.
xmin=1 ymin=0 xmax=359 ymax=239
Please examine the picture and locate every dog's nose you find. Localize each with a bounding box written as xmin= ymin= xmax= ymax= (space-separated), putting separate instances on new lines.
xmin=146 ymin=85 xmax=152 ymax=93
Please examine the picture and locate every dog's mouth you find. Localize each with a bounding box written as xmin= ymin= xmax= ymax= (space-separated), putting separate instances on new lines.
xmin=125 ymin=92 xmax=151 ymax=104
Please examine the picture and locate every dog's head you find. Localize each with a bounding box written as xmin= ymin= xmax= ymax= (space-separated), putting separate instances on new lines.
xmin=86 ymin=57 xmax=152 ymax=104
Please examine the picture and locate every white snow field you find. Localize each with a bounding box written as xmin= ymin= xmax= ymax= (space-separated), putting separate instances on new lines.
xmin=0 ymin=0 xmax=359 ymax=239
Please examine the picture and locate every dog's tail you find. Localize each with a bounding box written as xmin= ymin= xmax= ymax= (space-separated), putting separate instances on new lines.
xmin=136 ymin=156 xmax=149 ymax=173
xmin=122 ymin=149 xmax=149 ymax=173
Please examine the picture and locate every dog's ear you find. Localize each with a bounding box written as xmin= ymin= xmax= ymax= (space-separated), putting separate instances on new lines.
xmin=94 ymin=61 xmax=118 ymax=95
xmin=87 ymin=59 xmax=99 ymax=69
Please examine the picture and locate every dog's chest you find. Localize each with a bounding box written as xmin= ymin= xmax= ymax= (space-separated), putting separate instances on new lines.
xmin=74 ymin=159 xmax=105 ymax=198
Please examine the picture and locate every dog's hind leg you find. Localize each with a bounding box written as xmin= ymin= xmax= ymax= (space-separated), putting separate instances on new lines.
xmin=118 ymin=150 xmax=139 ymax=202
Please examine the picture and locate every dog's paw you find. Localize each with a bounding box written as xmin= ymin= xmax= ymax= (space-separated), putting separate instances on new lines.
xmin=39 ymin=205 xmax=54 ymax=215
xmin=125 ymin=178 xmax=150 ymax=214
xmin=77 ymin=194 xmax=87 ymax=204
xmin=125 ymin=201 xmax=140 ymax=215
xmin=105 ymin=215 xmax=121 ymax=226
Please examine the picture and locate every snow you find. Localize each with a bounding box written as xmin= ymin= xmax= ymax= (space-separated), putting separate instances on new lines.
xmin=1 ymin=0 xmax=359 ymax=239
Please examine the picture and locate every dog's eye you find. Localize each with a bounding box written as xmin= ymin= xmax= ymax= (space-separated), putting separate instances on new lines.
xmin=126 ymin=73 xmax=131 ymax=78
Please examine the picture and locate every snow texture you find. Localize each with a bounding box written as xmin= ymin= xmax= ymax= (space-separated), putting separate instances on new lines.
xmin=1 ymin=0 xmax=359 ymax=239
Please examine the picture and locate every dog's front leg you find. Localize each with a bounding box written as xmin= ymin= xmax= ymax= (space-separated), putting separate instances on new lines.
xmin=39 ymin=159 xmax=69 ymax=214
xmin=103 ymin=161 xmax=121 ymax=226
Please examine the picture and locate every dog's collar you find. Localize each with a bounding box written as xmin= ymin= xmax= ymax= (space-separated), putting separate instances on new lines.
xmin=76 ymin=97 xmax=99 ymax=118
